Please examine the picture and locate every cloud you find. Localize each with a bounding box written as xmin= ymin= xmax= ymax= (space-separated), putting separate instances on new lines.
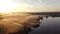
xmin=11 ymin=0 xmax=60 ymax=12
xmin=12 ymin=0 xmax=41 ymax=5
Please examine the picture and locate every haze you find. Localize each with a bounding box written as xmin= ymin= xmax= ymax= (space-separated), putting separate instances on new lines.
xmin=0 ymin=0 xmax=60 ymax=12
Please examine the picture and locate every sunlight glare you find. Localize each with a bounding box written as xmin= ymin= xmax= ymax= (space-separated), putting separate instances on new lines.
xmin=0 ymin=0 xmax=28 ymax=13
xmin=0 ymin=0 xmax=14 ymax=13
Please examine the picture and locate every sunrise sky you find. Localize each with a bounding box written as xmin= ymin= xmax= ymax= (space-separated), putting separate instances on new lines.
xmin=0 ymin=0 xmax=60 ymax=13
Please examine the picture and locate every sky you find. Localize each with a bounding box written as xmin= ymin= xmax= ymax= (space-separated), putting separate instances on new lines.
xmin=0 ymin=0 xmax=60 ymax=13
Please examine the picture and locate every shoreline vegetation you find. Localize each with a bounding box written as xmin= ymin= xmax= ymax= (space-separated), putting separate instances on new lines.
xmin=0 ymin=13 xmax=41 ymax=34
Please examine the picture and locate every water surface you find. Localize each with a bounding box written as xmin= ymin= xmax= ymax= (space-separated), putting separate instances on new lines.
xmin=29 ymin=17 xmax=60 ymax=34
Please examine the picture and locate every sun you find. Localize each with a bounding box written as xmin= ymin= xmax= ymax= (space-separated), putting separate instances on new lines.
xmin=0 ymin=0 xmax=30 ymax=13
xmin=0 ymin=0 xmax=23 ymax=13
xmin=0 ymin=4 xmax=11 ymax=13
xmin=0 ymin=0 xmax=13 ymax=13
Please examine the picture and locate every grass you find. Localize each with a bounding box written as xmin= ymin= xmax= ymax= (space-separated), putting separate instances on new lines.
xmin=0 ymin=14 xmax=40 ymax=34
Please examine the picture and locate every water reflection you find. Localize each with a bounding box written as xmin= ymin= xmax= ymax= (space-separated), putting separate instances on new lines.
xmin=29 ymin=15 xmax=60 ymax=34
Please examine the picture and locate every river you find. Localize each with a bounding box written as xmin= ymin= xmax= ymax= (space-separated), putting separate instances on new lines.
xmin=29 ymin=17 xmax=60 ymax=34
